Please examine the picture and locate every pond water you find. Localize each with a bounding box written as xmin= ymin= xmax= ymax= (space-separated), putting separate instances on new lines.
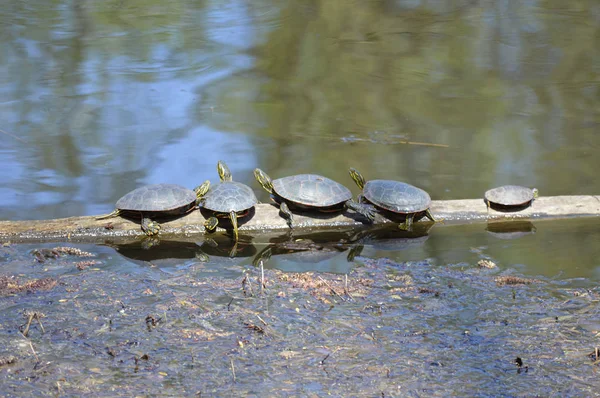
xmin=1 ymin=0 xmax=599 ymax=395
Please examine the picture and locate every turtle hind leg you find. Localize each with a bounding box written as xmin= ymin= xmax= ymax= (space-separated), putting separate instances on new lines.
xmin=96 ymin=209 xmax=121 ymax=220
xmin=279 ymin=201 xmax=294 ymax=229
xmin=424 ymin=208 xmax=437 ymax=223
xmin=141 ymin=216 xmax=161 ymax=236
xmin=229 ymin=210 xmax=239 ymax=241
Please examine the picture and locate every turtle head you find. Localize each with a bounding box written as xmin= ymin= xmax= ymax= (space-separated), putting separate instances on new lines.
xmin=253 ymin=168 xmax=274 ymax=194
xmin=348 ymin=168 xmax=366 ymax=190
xmin=194 ymin=180 xmax=210 ymax=199
xmin=217 ymin=161 xmax=232 ymax=182
xmin=532 ymin=188 xmax=539 ymax=199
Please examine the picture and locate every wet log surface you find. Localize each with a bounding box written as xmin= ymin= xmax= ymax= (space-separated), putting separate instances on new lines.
xmin=0 ymin=195 xmax=598 ymax=243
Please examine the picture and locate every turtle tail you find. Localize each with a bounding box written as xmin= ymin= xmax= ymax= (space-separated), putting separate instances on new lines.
xmin=96 ymin=209 xmax=121 ymax=220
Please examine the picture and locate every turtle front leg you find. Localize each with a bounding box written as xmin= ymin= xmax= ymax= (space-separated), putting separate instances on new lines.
xmin=398 ymin=214 xmax=414 ymax=231
xmin=141 ymin=216 xmax=161 ymax=236
xmin=279 ymin=201 xmax=294 ymax=229
xmin=96 ymin=209 xmax=121 ymax=220
xmin=345 ymin=200 xmax=376 ymax=222
xmin=229 ymin=210 xmax=239 ymax=241
xmin=204 ymin=217 xmax=219 ymax=233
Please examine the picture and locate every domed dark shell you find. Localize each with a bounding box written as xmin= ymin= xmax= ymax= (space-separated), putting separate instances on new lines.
xmin=115 ymin=183 xmax=197 ymax=212
xmin=484 ymin=185 xmax=536 ymax=206
xmin=362 ymin=180 xmax=431 ymax=214
xmin=272 ymin=174 xmax=352 ymax=207
xmin=202 ymin=181 xmax=257 ymax=213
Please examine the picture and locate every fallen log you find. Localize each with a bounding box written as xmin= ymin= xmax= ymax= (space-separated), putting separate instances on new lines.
xmin=0 ymin=195 xmax=598 ymax=243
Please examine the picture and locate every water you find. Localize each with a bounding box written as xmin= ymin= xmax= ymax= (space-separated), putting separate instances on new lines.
xmin=0 ymin=0 xmax=599 ymax=395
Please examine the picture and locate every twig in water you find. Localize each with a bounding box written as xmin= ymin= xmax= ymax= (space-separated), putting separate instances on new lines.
xmin=0 ymin=128 xmax=26 ymax=144
xmin=257 ymin=315 xmax=267 ymax=326
xmin=22 ymin=313 xmax=35 ymax=337
xmin=28 ymin=340 xmax=39 ymax=362
xmin=230 ymin=357 xmax=236 ymax=383
xmin=318 ymin=276 xmax=345 ymax=301
xmin=320 ymin=353 xmax=330 ymax=365
xmin=260 ymin=260 xmax=265 ymax=295
xmin=344 ymin=274 xmax=355 ymax=300
xmin=227 ymin=297 xmax=234 ymax=311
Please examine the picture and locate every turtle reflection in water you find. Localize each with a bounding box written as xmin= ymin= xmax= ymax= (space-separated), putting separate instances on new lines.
xmin=254 ymin=169 xmax=375 ymax=228
xmin=96 ymin=182 xmax=209 ymax=236
xmin=484 ymin=185 xmax=538 ymax=211
xmin=486 ymin=221 xmax=537 ymax=240
xmin=253 ymin=239 xmax=362 ymax=268
xmin=348 ymin=168 xmax=436 ymax=231
xmin=199 ymin=161 xmax=258 ymax=242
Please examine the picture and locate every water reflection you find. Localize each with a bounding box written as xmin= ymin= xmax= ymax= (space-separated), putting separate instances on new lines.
xmin=199 ymin=235 xmax=257 ymax=258
xmin=107 ymin=239 xmax=206 ymax=268
xmin=1 ymin=0 xmax=598 ymax=222
xmin=107 ymin=234 xmax=258 ymax=265
xmin=353 ymin=223 xmax=432 ymax=251
xmin=486 ymin=221 xmax=537 ymax=240
xmin=251 ymin=225 xmax=433 ymax=273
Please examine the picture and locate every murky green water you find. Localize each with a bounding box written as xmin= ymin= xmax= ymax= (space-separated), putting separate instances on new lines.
xmin=1 ymin=0 xmax=599 ymax=395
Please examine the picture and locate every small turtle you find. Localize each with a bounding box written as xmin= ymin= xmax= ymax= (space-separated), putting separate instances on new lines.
xmin=348 ymin=168 xmax=436 ymax=230
xmin=484 ymin=185 xmax=538 ymax=210
xmin=200 ymin=161 xmax=257 ymax=241
xmin=253 ymin=169 xmax=375 ymax=228
xmin=96 ymin=182 xmax=209 ymax=236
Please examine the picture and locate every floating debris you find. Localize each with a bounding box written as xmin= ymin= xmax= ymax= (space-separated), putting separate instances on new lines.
xmin=495 ymin=276 xmax=538 ymax=286
xmin=515 ymin=357 xmax=529 ymax=373
xmin=478 ymin=259 xmax=497 ymax=269
xmin=75 ymin=260 xmax=101 ymax=270
xmin=418 ymin=287 xmax=441 ymax=296
xmin=32 ymin=248 xmax=60 ymax=263
xmin=244 ymin=322 xmax=265 ymax=334
xmin=0 ymin=356 xmax=17 ymax=367
xmin=0 ymin=276 xmax=57 ymax=295
xmin=276 ymin=271 xmax=372 ymax=302
xmin=53 ymin=247 xmax=96 ymax=257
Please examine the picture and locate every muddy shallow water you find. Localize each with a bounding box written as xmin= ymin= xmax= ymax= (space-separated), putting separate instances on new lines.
xmin=1 ymin=218 xmax=599 ymax=396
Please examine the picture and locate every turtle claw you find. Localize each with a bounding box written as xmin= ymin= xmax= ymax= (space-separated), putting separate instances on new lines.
xmin=141 ymin=217 xmax=161 ymax=236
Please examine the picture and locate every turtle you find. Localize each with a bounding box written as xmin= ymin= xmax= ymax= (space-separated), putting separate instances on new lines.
xmin=253 ymin=169 xmax=375 ymax=228
xmin=199 ymin=161 xmax=258 ymax=241
xmin=348 ymin=168 xmax=436 ymax=230
xmin=96 ymin=182 xmax=209 ymax=236
xmin=484 ymin=185 xmax=538 ymax=210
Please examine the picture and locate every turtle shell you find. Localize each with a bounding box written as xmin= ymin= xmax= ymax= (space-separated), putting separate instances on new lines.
xmin=484 ymin=185 xmax=536 ymax=206
xmin=202 ymin=181 xmax=258 ymax=213
xmin=272 ymin=174 xmax=352 ymax=207
xmin=115 ymin=183 xmax=197 ymax=213
xmin=362 ymin=180 xmax=431 ymax=214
